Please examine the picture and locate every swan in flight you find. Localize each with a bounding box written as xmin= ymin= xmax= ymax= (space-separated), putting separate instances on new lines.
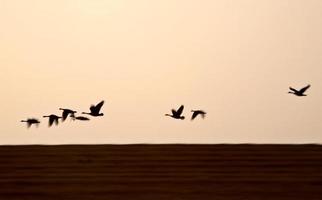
xmin=82 ymin=100 xmax=105 ymax=117
xmin=165 ymin=105 xmax=185 ymax=120
xmin=191 ymin=110 xmax=206 ymax=120
xmin=21 ymin=118 xmax=40 ymax=128
xmin=43 ymin=115 xmax=62 ymax=127
xmin=59 ymin=108 xmax=77 ymax=121
xmin=288 ymin=85 xmax=311 ymax=96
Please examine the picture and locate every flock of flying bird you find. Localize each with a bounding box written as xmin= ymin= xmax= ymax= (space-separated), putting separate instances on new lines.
xmin=21 ymin=84 xmax=311 ymax=128
xmin=21 ymin=101 xmax=105 ymax=128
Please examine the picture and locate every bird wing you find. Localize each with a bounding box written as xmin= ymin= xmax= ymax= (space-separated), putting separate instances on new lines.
xmin=289 ymin=87 xmax=298 ymax=92
xmin=191 ymin=111 xmax=198 ymax=120
xmin=171 ymin=109 xmax=177 ymax=115
xmin=62 ymin=110 xmax=69 ymax=121
xmin=90 ymin=101 xmax=104 ymax=113
xmin=54 ymin=118 xmax=59 ymax=125
xmin=299 ymin=85 xmax=310 ymax=93
xmin=177 ymin=105 xmax=184 ymax=115
xmin=90 ymin=105 xmax=96 ymax=113
xmin=49 ymin=117 xmax=55 ymax=127
xmin=201 ymin=112 xmax=206 ymax=119
xmin=95 ymin=100 xmax=105 ymax=112
xmin=27 ymin=122 xmax=32 ymax=128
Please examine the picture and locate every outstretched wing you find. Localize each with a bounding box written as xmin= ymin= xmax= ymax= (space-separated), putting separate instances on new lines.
xmin=95 ymin=100 xmax=105 ymax=112
xmin=90 ymin=105 xmax=96 ymax=113
xmin=62 ymin=110 xmax=69 ymax=121
xmin=54 ymin=118 xmax=59 ymax=125
xmin=177 ymin=105 xmax=184 ymax=116
xmin=299 ymin=85 xmax=310 ymax=93
xmin=289 ymin=87 xmax=298 ymax=93
xmin=191 ymin=112 xmax=199 ymax=120
xmin=171 ymin=109 xmax=176 ymax=115
xmin=91 ymin=100 xmax=105 ymax=113
xmin=200 ymin=112 xmax=206 ymax=119
xmin=49 ymin=117 xmax=55 ymax=127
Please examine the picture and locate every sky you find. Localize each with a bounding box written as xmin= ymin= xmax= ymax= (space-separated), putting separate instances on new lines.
xmin=1 ymin=0 xmax=322 ymax=144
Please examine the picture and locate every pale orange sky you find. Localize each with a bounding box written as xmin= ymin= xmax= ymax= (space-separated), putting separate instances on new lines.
xmin=1 ymin=0 xmax=322 ymax=144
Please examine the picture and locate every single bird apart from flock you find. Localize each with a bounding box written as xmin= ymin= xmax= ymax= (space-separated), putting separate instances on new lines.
xmin=59 ymin=108 xmax=77 ymax=121
xmin=82 ymin=100 xmax=105 ymax=117
xmin=21 ymin=118 xmax=40 ymax=128
xmin=191 ymin=110 xmax=206 ymax=120
xmin=288 ymin=84 xmax=311 ymax=96
xmin=43 ymin=115 xmax=62 ymax=127
xmin=165 ymin=105 xmax=185 ymax=120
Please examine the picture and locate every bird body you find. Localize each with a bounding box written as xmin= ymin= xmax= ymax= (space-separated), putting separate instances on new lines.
xmin=289 ymin=85 xmax=310 ymax=96
xmin=165 ymin=105 xmax=185 ymax=120
xmin=21 ymin=118 xmax=40 ymax=128
xmin=82 ymin=100 xmax=105 ymax=117
xmin=59 ymin=108 xmax=77 ymax=121
xmin=72 ymin=115 xmax=90 ymax=121
xmin=191 ymin=110 xmax=206 ymax=120
xmin=43 ymin=115 xmax=62 ymax=127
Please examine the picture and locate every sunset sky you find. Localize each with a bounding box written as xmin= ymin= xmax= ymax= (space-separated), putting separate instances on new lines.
xmin=1 ymin=0 xmax=322 ymax=144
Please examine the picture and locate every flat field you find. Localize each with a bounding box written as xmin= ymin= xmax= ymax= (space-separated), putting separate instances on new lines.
xmin=0 ymin=144 xmax=321 ymax=200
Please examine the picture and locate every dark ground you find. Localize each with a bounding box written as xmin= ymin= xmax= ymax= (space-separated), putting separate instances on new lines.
xmin=0 ymin=144 xmax=321 ymax=200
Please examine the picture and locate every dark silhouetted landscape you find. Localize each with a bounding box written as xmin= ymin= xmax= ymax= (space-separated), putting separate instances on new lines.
xmin=0 ymin=144 xmax=321 ymax=200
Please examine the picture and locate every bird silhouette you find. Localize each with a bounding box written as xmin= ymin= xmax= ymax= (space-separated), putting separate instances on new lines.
xmin=191 ymin=110 xmax=206 ymax=120
xmin=82 ymin=100 xmax=104 ymax=117
xmin=165 ymin=105 xmax=185 ymax=120
xmin=21 ymin=118 xmax=40 ymax=128
xmin=59 ymin=108 xmax=77 ymax=121
xmin=43 ymin=115 xmax=62 ymax=127
xmin=289 ymin=84 xmax=311 ymax=96
xmin=71 ymin=115 xmax=90 ymax=121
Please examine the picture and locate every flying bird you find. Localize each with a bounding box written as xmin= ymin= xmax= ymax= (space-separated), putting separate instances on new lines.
xmin=72 ymin=115 xmax=90 ymax=121
xmin=21 ymin=118 xmax=40 ymax=128
xmin=165 ymin=105 xmax=185 ymax=120
xmin=191 ymin=110 xmax=206 ymax=120
xmin=59 ymin=108 xmax=77 ymax=121
xmin=82 ymin=100 xmax=105 ymax=117
xmin=43 ymin=115 xmax=62 ymax=127
xmin=288 ymin=84 xmax=311 ymax=96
